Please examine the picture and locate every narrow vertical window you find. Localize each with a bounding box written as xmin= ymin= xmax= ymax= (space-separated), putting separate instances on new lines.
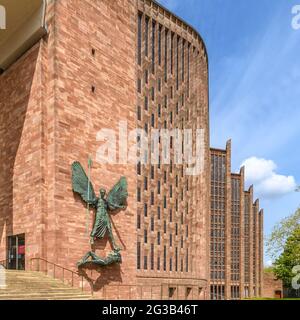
xmin=158 ymin=25 xmax=162 ymax=66
xmin=171 ymin=32 xmax=174 ymax=74
xmin=151 ymin=244 xmax=154 ymax=270
xmin=186 ymin=248 xmax=189 ymax=272
xmin=152 ymin=20 xmax=156 ymax=74
xmin=137 ymin=161 xmax=141 ymax=175
xmin=137 ymin=187 xmax=141 ymax=202
xmin=145 ymin=16 xmax=149 ymax=57
xmin=137 ymin=106 xmax=141 ymax=121
xmin=138 ymin=13 xmax=142 ymax=66
xmin=137 ymin=242 xmax=141 ymax=269
xmin=176 ymin=36 xmax=179 ymax=90
xmin=137 ymin=213 xmax=141 ymax=229
xmin=187 ymin=43 xmax=190 ymax=97
xmin=137 ymin=78 xmax=141 ymax=93
xmin=164 ymin=29 xmax=168 ymax=82
xmin=182 ymin=40 xmax=185 ymax=82
xmin=163 ymin=246 xmax=167 ymax=271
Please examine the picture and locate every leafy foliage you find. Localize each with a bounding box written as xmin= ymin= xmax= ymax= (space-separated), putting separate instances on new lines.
xmin=273 ymin=227 xmax=300 ymax=287
xmin=266 ymin=208 xmax=300 ymax=260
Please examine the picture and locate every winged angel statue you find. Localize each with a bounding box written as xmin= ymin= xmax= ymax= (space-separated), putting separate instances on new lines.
xmin=71 ymin=162 xmax=128 ymax=267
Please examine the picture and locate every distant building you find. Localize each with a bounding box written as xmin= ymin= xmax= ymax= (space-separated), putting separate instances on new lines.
xmin=209 ymin=141 xmax=264 ymax=299
xmin=263 ymin=271 xmax=283 ymax=299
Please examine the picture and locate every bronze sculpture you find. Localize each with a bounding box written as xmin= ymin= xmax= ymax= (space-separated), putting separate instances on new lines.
xmin=77 ymin=249 xmax=121 ymax=268
xmin=72 ymin=161 xmax=128 ymax=267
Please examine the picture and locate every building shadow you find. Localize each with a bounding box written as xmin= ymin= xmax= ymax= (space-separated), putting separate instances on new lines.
xmin=78 ymin=262 xmax=122 ymax=292
xmin=0 ymin=45 xmax=40 ymax=260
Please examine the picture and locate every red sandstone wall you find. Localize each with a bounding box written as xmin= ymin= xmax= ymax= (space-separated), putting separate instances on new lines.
xmin=0 ymin=0 xmax=137 ymax=298
xmin=262 ymin=272 xmax=283 ymax=298
xmin=0 ymin=43 xmax=45 ymax=264
xmin=50 ymin=0 xmax=137 ymax=296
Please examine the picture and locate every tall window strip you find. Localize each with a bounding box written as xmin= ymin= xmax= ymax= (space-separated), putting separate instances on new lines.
xmin=186 ymin=249 xmax=189 ymax=272
xmin=137 ymin=242 xmax=141 ymax=269
xmin=163 ymin=246 xmax=167 ymax=271
xmin=210 ymin=152 xmax=226 ymax=288
xmin=145 ymin=16 xmax=149 ymax=57
xmin=176 ymin=36 xmax=180 ymax=90
xmin=171 ymin=32 xmax=174 ymax=74
xmin=182 ymin=40 xmax=185 ymax=82
xmin=151 ymin=244 xmax=154 ymax=270
xmin=138 ymin=12 xmax=142 ymax=66
xmin=231 ymin=177 xmax=240 ymax=284
xmin=187 ymin=43 xmax=190 ymax=97
xmin=164 ymin=29 xmax=168 ymax=82
xmin=253 ymin=206 xmax=257 ymax=286
xmin=152 ymin=20 xmax=156 ymax=74
xmin=158 ymin=25 xmax=162 ymax=66
xmin=244 ymin=194 xmax=250 ymax=283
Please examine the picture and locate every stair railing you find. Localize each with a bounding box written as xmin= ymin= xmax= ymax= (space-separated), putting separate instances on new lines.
xmin=30 ymin=258 xmax=86 ymax=293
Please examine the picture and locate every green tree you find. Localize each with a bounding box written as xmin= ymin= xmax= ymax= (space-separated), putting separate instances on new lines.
xmin=266 ymin=208 xmax=300 ymax=260
xmin=273 ymin=227 xmax=300 ymax=287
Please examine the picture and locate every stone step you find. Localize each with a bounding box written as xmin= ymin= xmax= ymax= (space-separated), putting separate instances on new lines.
xmin=0 ymin=269 xmax=91 ymax=300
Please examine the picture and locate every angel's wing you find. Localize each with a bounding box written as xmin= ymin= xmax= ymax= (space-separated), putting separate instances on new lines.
xmin=72 ymin=161 xmax=97 ymax=206
xmin=107 ymin=177 xmax=128 ymax=210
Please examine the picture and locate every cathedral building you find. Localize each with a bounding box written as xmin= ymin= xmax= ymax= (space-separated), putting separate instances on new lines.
xmin=0 ymin=0 xmax=263 ymax=300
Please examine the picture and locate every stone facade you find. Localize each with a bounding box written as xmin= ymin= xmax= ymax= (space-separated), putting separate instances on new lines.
xmin=1 ymin=0 xmax=138 ymax=299
xmin=135 ymin=0 xmax=209 ymax=300
xmin=0 ymin=0 xmax=209 ymax=300
xmin=209 ymin=142 xmax=264 ymax=299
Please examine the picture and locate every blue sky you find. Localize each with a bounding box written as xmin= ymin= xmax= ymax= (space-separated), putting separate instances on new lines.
xmin=158 ymin=0 xmax=300 ymax=263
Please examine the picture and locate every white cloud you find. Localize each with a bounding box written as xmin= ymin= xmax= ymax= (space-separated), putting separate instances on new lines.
xmin=241 ymin=157 xmax=297 ymax=199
